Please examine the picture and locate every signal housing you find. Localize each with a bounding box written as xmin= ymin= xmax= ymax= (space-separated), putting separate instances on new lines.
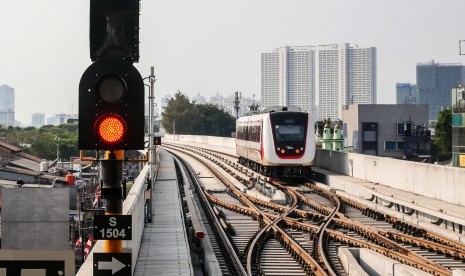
xmin=78 ymin=57 xmax=144 ymax=150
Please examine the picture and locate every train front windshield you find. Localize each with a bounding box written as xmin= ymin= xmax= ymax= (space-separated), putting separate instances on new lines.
xmin=275 ymin=125 xmax=305 ymax=142
xmin=270 ymin=112 xmax=308 ymax=144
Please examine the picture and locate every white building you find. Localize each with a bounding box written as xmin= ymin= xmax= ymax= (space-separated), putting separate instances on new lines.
xmin=0 ymin=85 xmax=15 ymax=128
xmin=46 ymin=114 xmax=77 ymax=126
xmin=318 ymin=43 xmax=377 ymax=121
xmin=261 ymin=46 xmax=316 ymax=113
xmin=31 ymin=113 xmax=45 ymax=128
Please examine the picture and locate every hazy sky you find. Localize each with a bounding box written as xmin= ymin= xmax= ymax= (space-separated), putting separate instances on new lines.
xmin=1 ymin=0 xmax=464 ymax=125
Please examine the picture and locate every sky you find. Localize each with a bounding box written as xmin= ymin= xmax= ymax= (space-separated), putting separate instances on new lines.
xmin=1 ymin=0 xmax=464 ymax=125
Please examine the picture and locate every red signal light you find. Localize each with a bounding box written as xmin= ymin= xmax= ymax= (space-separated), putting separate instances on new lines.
xmin=96 ymin=114 xmax=126 ymax=144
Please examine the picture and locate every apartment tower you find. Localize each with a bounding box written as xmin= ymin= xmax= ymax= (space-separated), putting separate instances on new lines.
xmin=0 ymin=85 xmax=15 ymax=127
xmin=318 ymin=43 xmax=377 ymax=121
xmin=261 ymin=46 xmax=315 ymax=113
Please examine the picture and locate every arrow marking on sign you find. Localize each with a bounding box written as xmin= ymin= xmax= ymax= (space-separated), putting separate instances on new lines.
xmin=98 ymin=257 xmax=126 ymax=275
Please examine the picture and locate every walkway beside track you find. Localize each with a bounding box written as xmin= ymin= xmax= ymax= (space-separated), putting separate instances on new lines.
xmin=134 ymin=150 xmax=193 ymax=275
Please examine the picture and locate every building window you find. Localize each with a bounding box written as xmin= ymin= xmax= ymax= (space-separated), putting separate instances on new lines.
xmin=384 ymin=141 xmax=405 ymax=151
xmin=385 ymin=141 xmax=397 ymax=150
xmin=397 ymin=141 xmax=405 ymax=149
xmin=397 ymin=122 xmax=412 ymax=136
xmin=362 ymin=122 xmax=377 ymax=131
xmin=363 ymin=141 xmax=377 ymax=150
xmin=397 ymin=123 xmax=405 ymax=135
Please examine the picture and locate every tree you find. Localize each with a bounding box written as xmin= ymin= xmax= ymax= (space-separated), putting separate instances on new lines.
xmin=161 ymin=91 xmax=236 ymax=137
xmin=433 ymin=108 xmax=452 ymax=162
xmin=2 ymin=124 xmax=79 ymax=161
xmin=195 ymin=103 xmax=236 ymax=136
xmin=161 ymin=91 xmax=195 ymax=134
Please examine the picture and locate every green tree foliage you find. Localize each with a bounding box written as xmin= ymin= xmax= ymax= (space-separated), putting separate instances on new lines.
xmin=161 ymin=91 xmax=236 ymax=137
xmin=433 ymin=108 xmax=452 ymax=162
xmin=1 ymin=124 xmax=79 ymax=160
xmin=161 ymin=91 xmax=195 ymax=134
xmin=195 ymin=103 xmax=236 ymax=136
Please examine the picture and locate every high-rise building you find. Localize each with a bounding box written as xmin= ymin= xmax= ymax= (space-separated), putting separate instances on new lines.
xmin=46 ymin=114 xmax=77 ymax=126
xmin=0 ymin=85 xmax=15 ymax=128
xmin=31 ymin=113 xmax=45 ymax=128
xmin=396 ymin=83 xmax=418 ymax=104
xmin=417 ymin=61 xmax=465 ymax=121
xmin=261 ymin=46 xmax=315 ymax=113
xmin=318 ymin=43 xmax=377 ymax=121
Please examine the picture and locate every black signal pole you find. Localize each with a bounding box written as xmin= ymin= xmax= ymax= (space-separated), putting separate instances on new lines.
xmin=101 ymin=151 xmax=124 ymax=252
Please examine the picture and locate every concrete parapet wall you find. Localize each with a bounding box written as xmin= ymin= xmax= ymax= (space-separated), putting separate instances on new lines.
xmin=316 ymin=149 xmax=465 ymax=207
xmin=122 ymin=165 xmax=151 ymax=271
xmin=165 ymin=134 xmax=236 ymax=155
xmin=340 ymin=248 xmax=430 ymax=276
xmin=76 ymin=165 xmax=150 ymax=276
xmin=338 ymin=248 xmax=369 ymax=276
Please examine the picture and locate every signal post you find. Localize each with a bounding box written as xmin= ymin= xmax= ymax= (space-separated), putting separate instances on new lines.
xmin=100 ymin=150 xmax=124 ymax=253
xmin=78 ymin=0 xmax=144 ymax=274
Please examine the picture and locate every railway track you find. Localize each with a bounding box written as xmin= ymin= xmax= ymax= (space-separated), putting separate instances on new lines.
xmin=164 ymin=142 xmax=465 ymax=276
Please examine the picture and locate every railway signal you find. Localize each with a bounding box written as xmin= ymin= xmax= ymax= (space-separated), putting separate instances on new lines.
xmin=78 ymin=0 xmax=145 ymax=260
xmin=89 ymin=0 xmax=140 ymax=62
xmin=79 ymin=0 xmax=143 ymax=151
xmin=78 ymin=57 xmax=144 ymax=150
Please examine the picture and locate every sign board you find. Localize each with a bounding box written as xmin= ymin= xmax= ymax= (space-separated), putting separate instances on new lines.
xmin=0 ymin=250 xmax=74 ymax=276
xmin=2 ymin=189 xmax=69 ymax=250
xmin=153 ymin=136 xmax=161 ymax=145
xmin=93 ymin=215 xmax=132 ymax=240
xmin=460 ymin=154 xmax=465 ymax=167
xmin=93 ymin=253 xmax=131 ymax=276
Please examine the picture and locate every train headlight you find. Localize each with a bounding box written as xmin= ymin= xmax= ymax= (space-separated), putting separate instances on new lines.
xmin=280 ymin=149 xmax=286 ymax=154
xmin=296 ymin=149 xmax=300 ymax=154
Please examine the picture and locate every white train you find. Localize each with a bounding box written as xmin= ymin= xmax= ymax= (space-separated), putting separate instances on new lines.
xmin=235 ymin=107 xmax=315 ymax=178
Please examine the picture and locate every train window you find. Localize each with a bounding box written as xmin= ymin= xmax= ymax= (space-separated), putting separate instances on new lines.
xmin=275 ymin=125 xmax=305 ymax=141
xmin=241 ymin=126 xmax=247 ymax=140
xmin=251 ymin=125 xmax=260 ymax=142
xmin=237 ymin=125 xmax=246 ymax=140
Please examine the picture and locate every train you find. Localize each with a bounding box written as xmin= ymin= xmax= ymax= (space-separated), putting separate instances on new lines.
xmin=235 ymin=107 xmax=315 ymax=179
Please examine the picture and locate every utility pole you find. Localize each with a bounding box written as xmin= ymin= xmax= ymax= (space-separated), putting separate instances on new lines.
xmin=56 ymin=136 xmax=60 ymax=161
xmin=234 ymin=91 xmax=241 ymax=120
xmin=147 ymin=67 xmax=156 ymax=222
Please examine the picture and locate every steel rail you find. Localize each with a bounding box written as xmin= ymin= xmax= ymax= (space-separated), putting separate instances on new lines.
xmin=325 ymin=228 xmax=451 ymax=276
xmin=168 ymin=150 xmax=248 ymax=276
xmin=165 ymin=143 xmax=461 ymax=275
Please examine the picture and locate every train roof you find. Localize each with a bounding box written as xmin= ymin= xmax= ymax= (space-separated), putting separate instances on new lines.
xmin=263 ymin=106 xmax=301 ymax=113
xmin=237 ymin=107 xmax=308 ymax=123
